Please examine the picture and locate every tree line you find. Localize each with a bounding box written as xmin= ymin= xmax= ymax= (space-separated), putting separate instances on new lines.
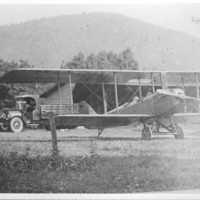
xmin=62 ymin=48 xmax=138 ymax=70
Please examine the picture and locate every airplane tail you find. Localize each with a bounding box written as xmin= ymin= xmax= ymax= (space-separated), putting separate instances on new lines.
xmin=79 ymin=101 xmax=97 ymax=114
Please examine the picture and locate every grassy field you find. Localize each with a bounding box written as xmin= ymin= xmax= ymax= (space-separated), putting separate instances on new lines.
xmin=0 ymin=124 xmax=200 ymax=193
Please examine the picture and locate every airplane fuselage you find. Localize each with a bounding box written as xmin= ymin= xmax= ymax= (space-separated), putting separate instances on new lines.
xmin=111 ymin=93 xmax=184 ymax=117
xmin=53 ymin=89 xmax=187 ymax=131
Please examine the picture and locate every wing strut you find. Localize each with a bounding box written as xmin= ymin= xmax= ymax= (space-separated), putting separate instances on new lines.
xmin=68 ymin=71 xmax=73 ymax=113
xmin=102 ymin=83 xmax=107 ymax=114
xmin=160 ymin=72 xmax=168 ymax=89
xmin=151 ymin=73 xmax=155 ymax=94
xmin=114 ymin=72 xmax=119 ymax=111
xmin=58 ymin=83 xmax=62 ymax=114
xmin=138 ymin=77 xmax=142 ymax=99
xmin=181 ymin=74 xmax=185 ymax=91
xmin=195 ymin=73 xmax=199 ymax=99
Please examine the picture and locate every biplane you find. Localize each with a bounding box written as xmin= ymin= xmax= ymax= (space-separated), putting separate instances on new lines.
xmin=0 ymin=68 xmax=200 ymax=140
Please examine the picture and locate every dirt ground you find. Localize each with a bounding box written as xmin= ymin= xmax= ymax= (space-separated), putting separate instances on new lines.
xmin=1 ymin=123 xmax=200 ymax=193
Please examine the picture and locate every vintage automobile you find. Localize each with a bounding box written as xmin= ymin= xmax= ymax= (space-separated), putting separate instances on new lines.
xmin=0 ymin=95 xmax=79 ymax=133
xmin=0 ymin=95 xmax=42 ymax=132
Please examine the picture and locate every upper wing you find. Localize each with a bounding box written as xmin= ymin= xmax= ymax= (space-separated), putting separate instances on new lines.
xmin=167 ymin=71 xmax=200 ymax=87
xmin=54 ymin=114 xmax=153 ymax=129
xmin=0 ymin=68 xmax=159 ymax=84
xmin=1 ymin=69 xmax=200 ymax=87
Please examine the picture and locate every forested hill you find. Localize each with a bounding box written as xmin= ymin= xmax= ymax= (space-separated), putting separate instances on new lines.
xmin=0 ymin=12 xmax=200 ymax=71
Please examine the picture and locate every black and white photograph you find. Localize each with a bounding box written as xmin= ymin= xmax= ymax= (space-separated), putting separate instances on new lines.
xmin=1 ymin=1 xmax=200 ymax=198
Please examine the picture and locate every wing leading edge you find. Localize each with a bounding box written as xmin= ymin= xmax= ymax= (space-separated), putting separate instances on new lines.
xmin=0 ymin=68 xmax=158 ymax=84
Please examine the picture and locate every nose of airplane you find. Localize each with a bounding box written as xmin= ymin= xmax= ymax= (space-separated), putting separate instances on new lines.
xmin=154 ymin=95 xmax=185 ymax=116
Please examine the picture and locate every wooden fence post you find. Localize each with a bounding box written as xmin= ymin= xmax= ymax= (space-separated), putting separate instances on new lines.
xmin=49 ymin=114 xmax=59 ymax=157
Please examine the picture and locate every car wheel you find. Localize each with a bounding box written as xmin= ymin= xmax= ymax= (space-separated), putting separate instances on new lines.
xmin=10 ymin=117 xmax=23 ymax=133
xmin=0 ymin=123 xmax=9 ymax=132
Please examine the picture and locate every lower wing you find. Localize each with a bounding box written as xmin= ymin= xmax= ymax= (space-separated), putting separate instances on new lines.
xmin=54 ymin=114 xmax=153 ymax=129
xmin=172 ymin=113 xmax=200 ymax=124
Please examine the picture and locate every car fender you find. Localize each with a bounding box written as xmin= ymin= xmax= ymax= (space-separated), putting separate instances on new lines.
xmin=7 ymin=111 xmax=23 ymax=119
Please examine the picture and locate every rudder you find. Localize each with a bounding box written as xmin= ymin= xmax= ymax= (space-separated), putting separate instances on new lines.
xmin=79 ymin=101 xmax=97 ymax=114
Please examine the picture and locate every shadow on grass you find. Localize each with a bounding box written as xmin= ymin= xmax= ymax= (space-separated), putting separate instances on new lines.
xmin=0 ymin=137 xmax=170 ymax=143
xmin=0 ymin=135 xmax=200 ymax=143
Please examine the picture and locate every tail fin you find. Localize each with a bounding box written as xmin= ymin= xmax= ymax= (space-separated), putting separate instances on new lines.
xmin=79 ymin=101 xmax=97 ymax=114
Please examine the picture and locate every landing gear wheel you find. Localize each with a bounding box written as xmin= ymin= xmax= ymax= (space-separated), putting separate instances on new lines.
xmin=0 ymin=124 xmax=9 ymax=132
xmin=10 ymin=117 xmax=23 ymax=133
xmin=142 ymin=127 xmax=152 ymax=140
xmin=174 ymin=125 xmax=184 ymax=139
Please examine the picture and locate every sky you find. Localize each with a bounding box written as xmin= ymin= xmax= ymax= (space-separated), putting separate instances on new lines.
xmin=0 ymin=3 xmax=200 ymax=38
